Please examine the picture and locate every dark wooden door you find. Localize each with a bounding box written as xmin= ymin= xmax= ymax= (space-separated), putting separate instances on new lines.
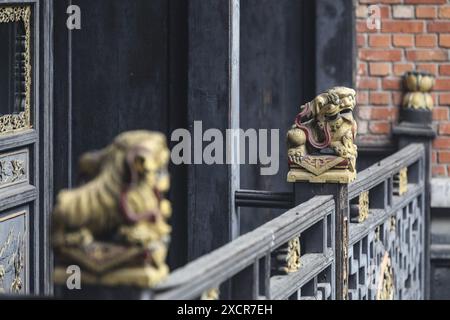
xmin=0 ymin=0 xmax=52 ymax=296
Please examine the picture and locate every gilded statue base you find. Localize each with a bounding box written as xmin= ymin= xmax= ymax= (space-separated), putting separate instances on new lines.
xmin=287 ymin=154 xmax=356 ymax=184
xmin=53 ymin=237 xmax=170 ymax=289
xmin=287 ymin=168 xmax=356 ymax=184
xmin=54 ymin=265 xmax=168 ymax=289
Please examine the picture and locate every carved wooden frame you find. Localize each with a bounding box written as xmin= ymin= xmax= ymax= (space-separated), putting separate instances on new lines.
xmin=0 ymin=6 xmax=32 ymax=134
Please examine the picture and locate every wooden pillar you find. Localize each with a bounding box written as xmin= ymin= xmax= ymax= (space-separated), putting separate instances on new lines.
xmin=393 ymin=123 xmax=436 ymax=300
xmin=294 ymin=183 xmax=349 ymax=300
xmin=187 ymin=0 xmax=240 ymax=260
xmin=393 ymin=71 xmax=437 ymax=300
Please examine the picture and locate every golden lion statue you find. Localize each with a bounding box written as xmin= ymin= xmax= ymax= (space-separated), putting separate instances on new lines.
xmin=287 ymin=87 xmax=358 ymax=183
xmin=52 ymin=131 xmax=172 ymax=288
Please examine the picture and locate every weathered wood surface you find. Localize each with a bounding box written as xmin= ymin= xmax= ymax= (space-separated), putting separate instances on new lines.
xmin=270 ymin=250 xmax=334 ymax=300
xmin=349 ymin=184 xmax=423 ymax=245
xmin=154 ymin=196 xmax=334 ymax=300
xmin=349 ymin=143 xmax=425 ymax=200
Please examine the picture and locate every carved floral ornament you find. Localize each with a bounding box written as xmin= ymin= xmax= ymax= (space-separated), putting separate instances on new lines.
xmin=376 ymin=252 xmax=395 ymax=300
xmin=287 ymin=87 xmax=358 ymax=184
xmin=394 ymin=168 xmax=408 ymax=196
xmin=0 ymin=6 xmax=32 ymax=134
xmin=272 ymin=237 xmax=301 ymax=275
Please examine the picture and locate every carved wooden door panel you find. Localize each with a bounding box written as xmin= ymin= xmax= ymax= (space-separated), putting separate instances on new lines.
xmin=0 ymin=0 xmax=52 ymax=296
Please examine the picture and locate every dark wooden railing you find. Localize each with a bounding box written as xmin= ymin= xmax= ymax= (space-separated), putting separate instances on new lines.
xmin=155 ymin=196 xmax=335 ymax=300
xmin=154 ymin=143 xmax=427 ymax=300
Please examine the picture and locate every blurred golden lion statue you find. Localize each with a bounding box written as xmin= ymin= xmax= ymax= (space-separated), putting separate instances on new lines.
xmin=53 ymin=131 xmax=172 ymax=288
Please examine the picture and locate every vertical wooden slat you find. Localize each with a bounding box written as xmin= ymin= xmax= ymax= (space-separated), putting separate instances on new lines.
xmin=39 ymin=0 xmax=54 ymax=296
xmin=295 ymin=183 xmax=349 ymax=300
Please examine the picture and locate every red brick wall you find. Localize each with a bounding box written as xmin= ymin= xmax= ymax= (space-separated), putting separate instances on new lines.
xmin=356 ymin=0 xmax=450 ymax=176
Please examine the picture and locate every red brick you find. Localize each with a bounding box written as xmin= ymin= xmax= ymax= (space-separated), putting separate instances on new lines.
xmin=369 ymin=122 xmax=391 ymax=134
xmin=433 ymin=107 xmax=450 ymax=120
xmin=382 ymin=21 xmax=424 ymax=33
xmin=357 ymin=21 xmax=377 ymax=33
xmin=435 ymin=79 xmax=450 ymax=91
xmin=432 ymin=165 xmax=447 ymax=177
xmin=393 ymin=63 xmax=414 ymax=76
xmin=433 ymin=151 xmax=438 ymax=164
xmin=416 ymin=34 xmax=437 ymax=48
xmin=405 ymin=0 xmax=446 ymax=4
xmin=428 ymin=22 xmax=450 ymax=33
xmin=357 ymin=91 xmax=369 ymax=105
xmin=370 ymin=92 xmax=391 ymax=105
xmin=406 ymin=50 xmax=448 ymax=61
xmin=417 ymin=63 xmax=438 ymax=75
xmin=440 ymin=123 xmax=450 ymax=135
xmin=439 ymin=34 xmax=450 ymax=48
xmin=440 ymin=65 xmax=450 ymax=76
xmin=416 ymin=6 xmax=437 ymax=18
xmin=359 ymin=49 xmax=402 ymax=61
xmin=358 ymin=77 xmax=379 ymax=90
xmin=439 ymin=6 xmax=450 ymax=18
xmin=370 ymin=107 xmax=398 ymax=120
xmin=369 ymin=34 xmax=391 ymax=48
xmin=369 ymin=62 xmax=390 ymax=76
xmin=393 ymin=34 xmax=414 ymax=47
xmin=360 ymin=0 xmax=401 ymax=3
xmin=357 ymin=34 xmax=366 ymax=48
xmin=434 ymin=137 xmax=450 ymax=149
xmin=359 ymin=0 xmax=402 ymax=4
xmin=379 ymin=6 xmax=391 ymax=18
xmin=358 ymin=62 xmax=368 ymax=76
xmin=382 ymin=78 xmax=403 ymax=90
xmin=440 ymin=93 xmax=450 ymax=105
xmin=357 ymin=107 xmax=372 ymax=120
xmin=392 ymin=92 xmax=403 ymax=105
xmin=439 ymin=151 xmax=450 ymax=163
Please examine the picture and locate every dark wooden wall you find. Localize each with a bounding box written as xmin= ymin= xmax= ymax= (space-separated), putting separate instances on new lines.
xmin=239 ymin=0 xmax=316 ymax=233
xmin=53 ymin=0 xmax=188 ymax=269
xmin=52 ymin=0 xmax=358 ymax=269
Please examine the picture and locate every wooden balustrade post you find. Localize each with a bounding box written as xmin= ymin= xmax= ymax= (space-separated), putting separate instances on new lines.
xmin=286 ymin=87 xmax=358 ymax=300
xmin=294 ymin=183 xmax=349 ymax=300
xmin=393 ymin=71 xmax=437 ymax=300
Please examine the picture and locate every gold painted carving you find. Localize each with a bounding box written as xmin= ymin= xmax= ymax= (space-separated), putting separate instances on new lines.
xmin=394 ymin=168 xmax=408 ymax=196
xmin=272 ymin=237 xmax=301 ymax=275
xmin=201 ymin=288 xmax=220 ymax=300
xmin=403 ymin=71 xmax=434 ymax=110
xmin=0 ymin=6 xmax=32 ymax=133
xmin=351 ymin=191 xmax=369 ymax=223
xmin=52 ymin=131 xmax=172 ymax=288
xmin=376 ymin=252 xmax=395 ymax=300
xmin=287 ymin=87 xmax=358 ymax=184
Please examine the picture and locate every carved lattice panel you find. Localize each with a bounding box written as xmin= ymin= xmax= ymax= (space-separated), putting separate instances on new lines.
xmin=348 ymin=195 xmax=424 ymax=300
